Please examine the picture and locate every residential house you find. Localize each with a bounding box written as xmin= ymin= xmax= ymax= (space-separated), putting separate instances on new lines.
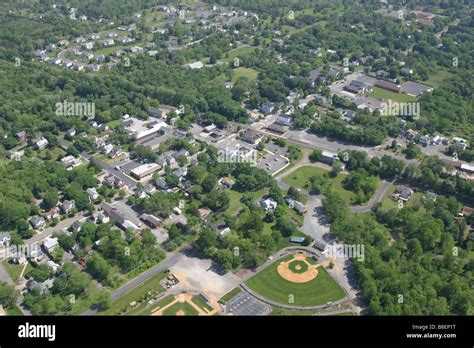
xmin=219 ymin=177 xmax=236 ymax=188
xmin=61 ymin=200 xmax=75 ymax=215
xmin=261 ymin=198 xmax=278 ymax=211
xmin=260 ymin=102 xmax=275 ymax=115
xmin=173 ymin=167 xmax=188 ymax=179
xmin=266 ymin=123 xmax=288 ymax=135
xmin=98 ymin=212 xmax=110 ymax=224
xmin=43 ymin=208 xmax=60 ymax=221
xmin=72 ymin=221 xmax=82 ymax=233
xmin=419 ymin=135 xmax=430 ymax=146
xmin=0 ymin=232 xmax=11 ymax=248
xmin=16 ymin=131 xmax=27 ymax=142
xmin=5 ymin=150 xmax=24 ymax=161
xmin=35 ymin=138 xmax=49 ymax=150
xmin=144 ymin=184 xmax=157 ymax=196
xmin=155 ymin=178 xmax=169 ymax=190
xmin=287 ymin=198 xmax=308 ymax=214
xmin=392 ymin=185 xmax=413 ymax=202
xmin=185 ymin=61 xmax=204 ymax=69
xmin=46 ymin=260 xmax=60 ymax=273
xmin=134 ymin=188 xmax=147 ymax=199
xmin=276 ymin=115 xmax=292 ymax=126
xmin=87 ymin=187 xmax=100 ymax=202
xmin=30 ymin=216 xmax=46 ymax=230
xmin=198 ymin=208 xmax=211 ymax=219
xmin=43 ymin=237 xmax=59 ymax=254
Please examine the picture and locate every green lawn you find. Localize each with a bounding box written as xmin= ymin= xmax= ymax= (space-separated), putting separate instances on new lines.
xmin=283 ymin=166 xmax=381 ymax=205
xmin=231 ymin=67 xmax=259 ymax=83
xmin=424 ymin=69 xmax=451 ymax=88
xmin=379 ymin=185 xmax=425 ymax=212
xmin=5 ymin=304 xmax=23 ymax=316
xmin=99 ymin=270 xmax=167 ymax=315
xmin=276 ymin=230 xmax=307 ymax=250
xmin=225 ymin=187 xmax=268 ymax=216
xmin=219 ymin=287 xmax=241 ymax=304
xmin=222 ymin=46 xmax=255 ymax=63
xmin=2 ymin=260 xmax=32 ymax=283
xmin=369 ymin=86 xmax=417 ymax=103
xmin=191 ymin=295 xmax=213 ymax=312
xmin=246 ymin=256 xmax=346 ymax=307
xmin=283 ymin=166 xmax=328 ymax=188
xmin=162 ymin=301 xmax=199 ymax=316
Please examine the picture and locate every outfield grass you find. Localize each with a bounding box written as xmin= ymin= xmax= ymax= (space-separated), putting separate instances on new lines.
xmin=369 ymin=86 xmax=417 ymax=103
xmin=99 ymin=270 xmax=167 ymax=315
xmin=246 ymin=257 xmax=345 ymax=307
xmin=162 ymin=301 xmax=199 ymax=316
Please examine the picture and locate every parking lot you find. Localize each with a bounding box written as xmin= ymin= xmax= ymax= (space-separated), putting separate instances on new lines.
xmin=224 ymin=291 xmax=271 ymax=316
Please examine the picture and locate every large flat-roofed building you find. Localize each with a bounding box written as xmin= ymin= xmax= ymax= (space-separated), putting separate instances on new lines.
xmin=374 ymin=80 xmax=401 ymax=93
xmin=124 ymin=118 xmax=167 ymax=140
xmin=130 ymin=163 xmax=161 ymax=180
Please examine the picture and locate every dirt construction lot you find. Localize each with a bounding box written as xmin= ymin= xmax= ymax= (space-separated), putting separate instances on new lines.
xmin=170 ymin=253 xmax=242 ymax=299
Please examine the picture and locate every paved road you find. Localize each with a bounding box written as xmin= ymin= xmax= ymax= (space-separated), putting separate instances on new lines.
xmin=350 ymin=180 xmax=393 ymax=213
xmin=82 ymin=152 xmax=137 ymax=190
xmin=0 ymin=261 xmax=14 ymax=285
xmin=80 ymin=250 xmax=185 ymax=315
xmin=25 ymin=214 xmax=86 ymax=246
xmin=232 ymin=121 xmax=470 ymax=168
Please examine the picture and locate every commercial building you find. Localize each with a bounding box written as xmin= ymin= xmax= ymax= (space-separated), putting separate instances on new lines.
xmin=130 ymin=163 xmax=161 ymax=180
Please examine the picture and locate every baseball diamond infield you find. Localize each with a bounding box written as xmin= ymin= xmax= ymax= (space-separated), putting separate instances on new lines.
xmin=245 ymin=253 xmax=346 ymax=307
xmin=151 ymin=293 xmax=219 ymax=316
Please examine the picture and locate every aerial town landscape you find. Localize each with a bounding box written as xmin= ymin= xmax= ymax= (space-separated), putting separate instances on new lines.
xmin=0 ymin=1 xmax=473 ymax=335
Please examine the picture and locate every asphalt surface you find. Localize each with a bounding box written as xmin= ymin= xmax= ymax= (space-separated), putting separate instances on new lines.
xmin=80 ymin=250 xmax=185 ymax=315
xmin=25 ymin=214 xmax=86 ymax=246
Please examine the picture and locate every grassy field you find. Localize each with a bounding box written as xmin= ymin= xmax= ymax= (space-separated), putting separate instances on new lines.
xmin=283 ymin=166 xmax=381 ymax=205
xmin=245 ymin=256 xmax=346 ymax=307
xmin=283 ymin=166 xmax=356 ymax=203
xmin=222 ymin=46 xmax=255 ymax=63
xmin=162 ymin=300 xmax=199 ymax=316
xmin=219 ymin=287 xmax=241 ymax=304
xmin=225 ymin=187 xmax=268 ymax=216
xmin=424 ymin=69 xmax=451 ymax=88
xmin=191 ymin=295 xmax=213 ymax=312
xmin=99 ymin=270 xmax=167 ymax=315
xmin=2 ymin=260 xmax=32 ymax=283
xmin=379 ymin=185 xmax=425 ymax=211
xmin=276 ymin=229 xmax=307 ymax=250
xmin=231 ymin=67 xmax=259 ymax=83
xmin=369 ymin=86 xmax=417 ymax=103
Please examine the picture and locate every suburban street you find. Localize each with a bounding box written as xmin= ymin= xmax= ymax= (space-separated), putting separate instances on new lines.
xmin=25 ymin=213 xmax=87 ymax=246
